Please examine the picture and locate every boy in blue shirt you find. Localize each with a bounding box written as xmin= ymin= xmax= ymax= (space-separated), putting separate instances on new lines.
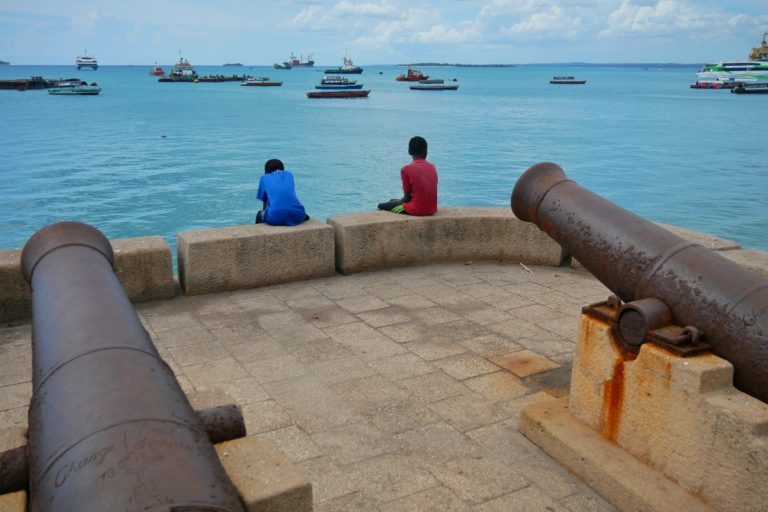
xmin=256 ymin=159 xmax=309 ymax=226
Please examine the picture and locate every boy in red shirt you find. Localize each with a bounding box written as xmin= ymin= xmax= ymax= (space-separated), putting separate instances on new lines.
xmin=378 ymin=136 xmax=438 ymax=216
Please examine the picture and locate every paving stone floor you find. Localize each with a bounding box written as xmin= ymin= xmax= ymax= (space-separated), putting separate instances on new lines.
xmin=0 ymin=261 xmax=618 ymax=511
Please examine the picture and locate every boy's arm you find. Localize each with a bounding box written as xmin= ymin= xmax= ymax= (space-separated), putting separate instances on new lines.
xmin=400 ymin=167 xmax=412 ymax=203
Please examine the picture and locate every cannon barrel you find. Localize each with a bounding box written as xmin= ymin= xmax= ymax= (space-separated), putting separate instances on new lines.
xmin=20 ymin=222 xmax=245 ymax=511
xmin=512 ymin=163 xmax=768 ymax=403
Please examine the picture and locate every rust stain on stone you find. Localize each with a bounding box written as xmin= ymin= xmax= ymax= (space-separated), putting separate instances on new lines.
xmin=603 ymin=355 xmax=626 ymax=441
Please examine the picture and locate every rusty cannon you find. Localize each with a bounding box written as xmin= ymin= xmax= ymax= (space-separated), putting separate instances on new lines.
xmin=5 ymin=221 xmax=247 ymax=511
xmin=511 ymin=162 xmax=768 ymax=403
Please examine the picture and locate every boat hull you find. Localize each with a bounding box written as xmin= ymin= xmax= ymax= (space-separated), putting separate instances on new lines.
xmin=323 ymin=68 xmax=363 ymax=74
xmin=315 ymin=84 xmax=364 ymax=90
xmin=549 ymin=80 xmax=586 ymax=84
xmin=241 ymin=82 xmax=282 ymax=86
xmin=307 ymin=90 xmax=370 ymax=98
xmin=48 ymin=87 xmax=101 ymax=95
xmin=409 ymin=85 xmax=458 ymax=91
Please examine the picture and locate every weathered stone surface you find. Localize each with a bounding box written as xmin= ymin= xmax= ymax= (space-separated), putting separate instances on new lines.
xmin=720 ymin=248 xmax=768 ymax=278
xmin=520 ymin=397 xmax=715 ymax=512
xmin=0 ymin=249 xmax=29 ymax=324
xmin=216 ymin=436 xmax=312 ymax=512
xmin=555 ymin=314 xmax=768 ymax=512
xmin=1 ymin=236 xmax=174 ymax=323
xmin=177 ymin=220 xmax=335 ymax=295
xmin=112 ymin=236 xmax=175 ymax=301
xmin=328 ymin=208 xmax=563 ymax=275
xmin=655 ymin=222 xmax=741 ymax=251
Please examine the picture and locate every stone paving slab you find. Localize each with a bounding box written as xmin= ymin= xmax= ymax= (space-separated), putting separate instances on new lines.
xmin=0 ymin=261 xmax=615 ymax=511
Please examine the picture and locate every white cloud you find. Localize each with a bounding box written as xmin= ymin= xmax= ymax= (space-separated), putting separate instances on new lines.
xmin=600 ymin=0 xmax=720 ymax=37
xmin=70 ymin=11 xmax=101 ymax=32
xmin=502 ymin=5 xmax=584 ymax=38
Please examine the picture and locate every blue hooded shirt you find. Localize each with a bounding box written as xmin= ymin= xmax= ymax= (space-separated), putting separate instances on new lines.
xmin=256 ymin=170 xmax=307 ymax=226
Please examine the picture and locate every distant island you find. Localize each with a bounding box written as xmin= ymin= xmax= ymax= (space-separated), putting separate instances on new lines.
xmin=401 ymin=63 xmax=516 ymax=68
xmin=0 ymin=60 xmax=9 ymax=65
xmin=223 ymin=63 xmax=243 ymax=67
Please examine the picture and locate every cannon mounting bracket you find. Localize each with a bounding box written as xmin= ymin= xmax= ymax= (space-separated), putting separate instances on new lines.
xmin=582 ymin=296 xmax=710 ymax=356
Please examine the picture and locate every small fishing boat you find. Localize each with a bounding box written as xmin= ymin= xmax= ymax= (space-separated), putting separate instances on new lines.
xmin=49 ymin=84 xmax=101 ymax=95
xmin=550 ymin=76 xmax=586 ymax=84
xmin=306 ymin=90 xmax=370 ymax=98
xmin=396 ymin=67 xmax=429 ymax=81
xmin=241 ymin=77 xmax=283 ymax=86
xmin=149 ymin=64 xmax=164 ymax=76
xmin=409 ymin=79 xmax=458 ymax=91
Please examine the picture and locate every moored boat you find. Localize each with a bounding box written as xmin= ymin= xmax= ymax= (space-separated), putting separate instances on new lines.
xmin=315 ymin=83 xmax=364 ymax=90
xmin=396 ymin=67 xmax=429 ymax=81
xmin=696 ymin=61 xmax=768 ymax=83
xmin=732 ymin=82 xmax=768 ymax=94
xmin=307 ymin=90 xmax=370 ymax=98
xmin=158 ymin=56 xmax=198 ymax=82
xmin=320 ymin=75 xmax=357 ymax=85
xmin=549 ymin=76 xmax=586 ymax=84
xmin=324 ymin=52 xmax=363 ymax=74
xmin=289 ymin=52 xmax=315 ymax=67
xmin=76 ymin=51 xmax=98 ymax=70
xmin=409 ymin=79 xmax=458 ymax=91
xmin=49 ymin=84 xmax=101 ymax=95
xmin=149 ymin=64 xmax=164 ymax=76
xmin=241 ymin=77 xmax=282 ymax=86
xmin=274 ymin=62 xmax=292 ymax=70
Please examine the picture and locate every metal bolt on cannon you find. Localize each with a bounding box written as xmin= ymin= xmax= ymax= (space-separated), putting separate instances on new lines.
xmin=1 ymin=222 xmax=248 ymax=511
xmin=511 ymin=162 xmax=768 ymax=403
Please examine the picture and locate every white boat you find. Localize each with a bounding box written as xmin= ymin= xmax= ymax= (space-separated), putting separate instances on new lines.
xmin=76 ymin=51 xmax=98 ymax=70
xmin=696 ymin=61 xmax=768 ymax=83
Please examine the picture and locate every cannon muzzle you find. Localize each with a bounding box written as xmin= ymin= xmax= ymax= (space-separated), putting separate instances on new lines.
xmin=20 ymin=222 xmax=245 ymax=511
xmin=512 ymin=163 xmax=768 ymax=403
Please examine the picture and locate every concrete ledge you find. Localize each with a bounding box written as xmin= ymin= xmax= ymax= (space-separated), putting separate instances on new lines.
xmin=0 ymin=236 xmax=175 ymax=324
xmin=655 ymin=223 xmax=741 ymax=251
xmin=519 ymin=397 xmax=715 ymax=512
xmin=177 ymin=220 xmax=335 ymax=296
xmin=217 ymin=437 xmax=313 ymax=512
xmin=720 ymin=248 xmax=768 ymax=278
xmin=328 ymin=207 xmax=563 ymax=275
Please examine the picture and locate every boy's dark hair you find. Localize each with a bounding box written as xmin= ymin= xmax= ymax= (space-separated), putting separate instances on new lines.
xmin=264 ymin=159 xmax=284 ymax=174
xmin=408 ymin=136 xmax=428 ymax=159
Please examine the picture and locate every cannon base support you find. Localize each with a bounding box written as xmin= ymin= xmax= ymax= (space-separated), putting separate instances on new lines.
xmin=519 ymin=314 xmax=768 ymax=512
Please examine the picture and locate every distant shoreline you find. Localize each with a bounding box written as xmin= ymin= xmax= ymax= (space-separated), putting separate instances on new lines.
xmin=400 ymin=63 xmax=517 ymax=68
xmin=0 ymin=62 xmax=703 ymax=67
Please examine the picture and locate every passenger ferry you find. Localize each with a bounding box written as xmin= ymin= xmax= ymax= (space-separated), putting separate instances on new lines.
xmin=696 ymin=61 xmax=768 ymax=82
xmin=76 ymin=51 xmax=98 ymax=70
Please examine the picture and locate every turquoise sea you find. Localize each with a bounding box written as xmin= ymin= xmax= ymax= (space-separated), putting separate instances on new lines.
xmin=1 ymin=64 xmax=766 ymax=257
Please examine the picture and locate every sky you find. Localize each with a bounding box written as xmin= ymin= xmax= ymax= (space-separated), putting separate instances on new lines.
xmin=1 ymin=1 xmax=766 ymax=65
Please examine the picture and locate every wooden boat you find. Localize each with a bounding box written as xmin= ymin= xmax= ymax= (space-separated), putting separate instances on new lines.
xmin=241 ymin=77 xmax=282 ymax=86
xmin=396 ymin=67 xmax=429 ymax=81
xmin=409 ymin=79 xmax=458 ymax=91
xmin=306 ymin=90 xmax=370 ymax=98
xmin=550 ymin=76 xmax=586 ymax=84
xmin=49 ymin=85 xmax=101 ymax=95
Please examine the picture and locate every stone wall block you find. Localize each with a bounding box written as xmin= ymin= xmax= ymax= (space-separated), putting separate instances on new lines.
xmin=177 ymin=220 xmax=335 ymax=295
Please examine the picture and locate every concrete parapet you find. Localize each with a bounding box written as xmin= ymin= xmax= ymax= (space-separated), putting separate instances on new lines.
xmin=521 ymin=314 xmax=768 ymax=512
xmin=177 ymin=220 xmax=335 ymax=295
xmin=0 ymin=236 xmax=174 ymax=324
xmin=216 ymin=437 xmax=313 ymax=512
xmin=720 ymin=248 xmax=768 ymax=278
xmin=112 ymin=236 xmax=175 ymax=302
xmin=328 ymin=207 xmax=563 ymax=275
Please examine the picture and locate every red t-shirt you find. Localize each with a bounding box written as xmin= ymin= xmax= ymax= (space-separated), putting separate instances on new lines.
xmin=401 ymin=158 xmax=438 ymax=216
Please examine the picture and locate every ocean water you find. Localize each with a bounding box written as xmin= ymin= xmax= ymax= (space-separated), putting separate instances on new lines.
xmin=1 ymin=64 xmax=766 ymax=258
